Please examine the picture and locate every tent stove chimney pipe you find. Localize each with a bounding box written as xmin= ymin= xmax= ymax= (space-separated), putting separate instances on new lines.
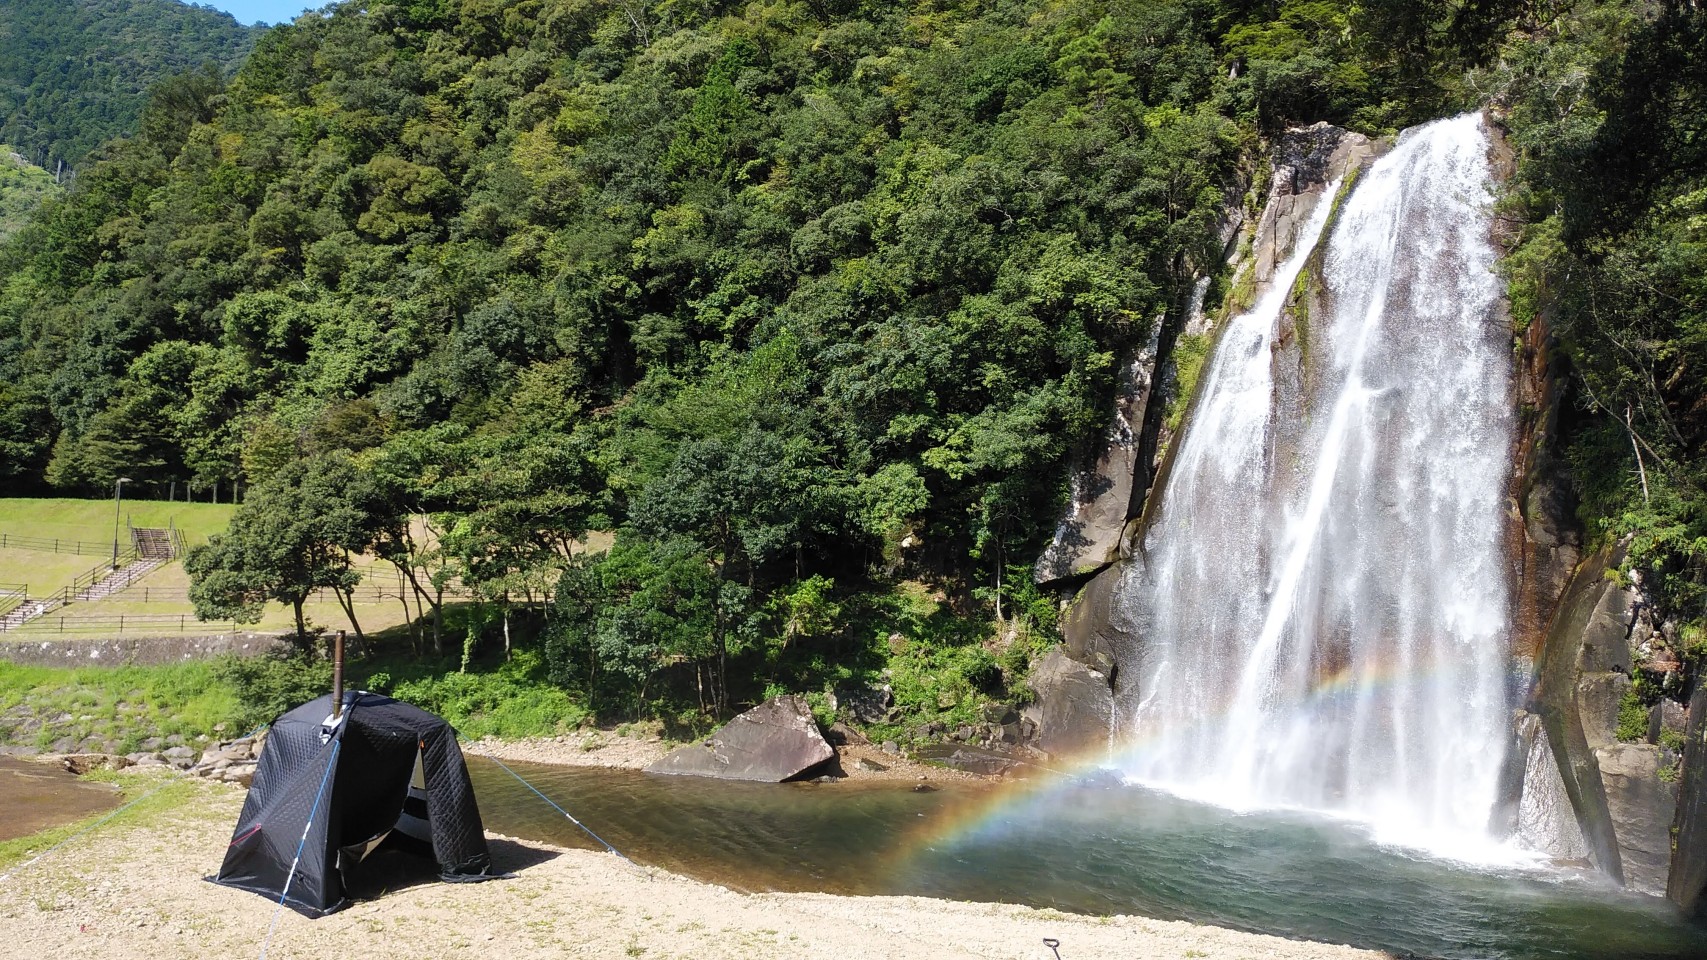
xmin=332 ymin=630 xmax=346 ymax=719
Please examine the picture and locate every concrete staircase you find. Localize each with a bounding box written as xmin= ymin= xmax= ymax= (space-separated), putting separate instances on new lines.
xmin=130 ymin=527 xmax=181 ymax=559
xmin=0 ymin=556 xmax=167 ymax=632
xmin=0 ymin=595 xmax=61 ymax=632
xmin=76 ymin=557 xmax=167 ymax=602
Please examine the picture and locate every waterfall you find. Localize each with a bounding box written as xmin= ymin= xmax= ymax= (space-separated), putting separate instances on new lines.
xmin=1114 ymin=114 xmax=1516 ymax=855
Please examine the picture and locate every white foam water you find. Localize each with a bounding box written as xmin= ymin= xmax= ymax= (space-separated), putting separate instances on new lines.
xmin=1113 ymin=114 xmax=1518 ymax=859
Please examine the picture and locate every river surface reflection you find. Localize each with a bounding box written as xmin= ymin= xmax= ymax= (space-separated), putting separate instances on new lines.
xmin=469 ymin=760 xmax=1707 ymax=960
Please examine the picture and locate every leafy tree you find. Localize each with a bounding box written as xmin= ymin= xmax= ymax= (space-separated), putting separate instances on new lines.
xmin=0 ymin=0 xmax=256 ymax=171
xmin=185 ymin=455 xmax=370 ymax=642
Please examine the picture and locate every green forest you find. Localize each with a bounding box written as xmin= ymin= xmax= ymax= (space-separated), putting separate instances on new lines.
xmin=0 ymin=0 xmax=257 ymax=171
xmin=0 ymin=147 xmax=57 ymax=238
xmin=0 ymin=0 xmax=1702 ymax=731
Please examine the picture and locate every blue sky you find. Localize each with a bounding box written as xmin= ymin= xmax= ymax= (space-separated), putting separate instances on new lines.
xmin=198 ymin=1 xmax=317 ymax=26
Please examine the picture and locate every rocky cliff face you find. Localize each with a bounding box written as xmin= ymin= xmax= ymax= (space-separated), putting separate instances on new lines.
xmin=1670 ymin=680 xmax=1707 ymax=917
xmin=1508 ymin=544 xmax=1702 ymax=898
xmin=1505 ymin=315 xmax=1582 ymax=660
xmin=1033 ymin=341 xmax=1161 ymax=586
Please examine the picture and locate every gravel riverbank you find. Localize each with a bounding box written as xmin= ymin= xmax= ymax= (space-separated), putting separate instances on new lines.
xmin=466 ymin=729 xmax=994 ymax=782
xmin=0 ymin=772 xmax=1386 ymax=960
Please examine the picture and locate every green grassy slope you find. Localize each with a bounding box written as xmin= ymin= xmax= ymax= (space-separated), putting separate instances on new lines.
xmin=0 ymin=497 xmax=234 ymax=547
xmin=0 ymin=498 xmax=411 ymax=639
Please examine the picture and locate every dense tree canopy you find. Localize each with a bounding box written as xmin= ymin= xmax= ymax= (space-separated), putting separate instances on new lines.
xmin=1498 ymin=0 xmax=1707 ymax=618
xmin=0 ymin=0 xmax=257 ymax=172
xmin=11 ymin=0 xmax=1705 ymax=721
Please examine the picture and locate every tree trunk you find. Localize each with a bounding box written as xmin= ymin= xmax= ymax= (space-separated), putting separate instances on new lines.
xmin=399 ymin=589 xmax=419 ymax=656
xmin=433 ymin=586 xmax=445 ymax=656
xmin=501 ymin=596 xmax=511 ymax=662
xmin=389 ymin=553 xmax=436 ymax=649
xmin=336 ymin=586 xmax=365 ymax=645
xmin=292 ymin=598 xmax=306 ymax=645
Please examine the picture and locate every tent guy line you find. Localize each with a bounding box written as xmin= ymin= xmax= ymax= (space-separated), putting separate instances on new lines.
xmin=0 ymin=777 xmax=175 ymax=885
xmin=459 ymin=739 xmax=638 ymax=867
xmin=258 ymin=737 xmax=340 ymax=960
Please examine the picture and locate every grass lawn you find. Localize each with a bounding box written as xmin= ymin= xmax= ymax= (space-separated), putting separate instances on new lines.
xmin=0 ymin=497 xmax=234 ymax=548
xmin=0 ymin=658 xmax=244 ymax=752
xmin=0 ymin=499 xmax=416 ymax=640
xmin=0 ymin=549 xmax=100 ymax=597
xmin=7 ymin=556 xmax=418 ymax=641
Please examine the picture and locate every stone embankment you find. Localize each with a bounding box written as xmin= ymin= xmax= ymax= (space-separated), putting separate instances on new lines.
xmin=51 ymin=731 xmax=264 ymax=786
xmin=0 ymin=632 xmax=282 ymax=667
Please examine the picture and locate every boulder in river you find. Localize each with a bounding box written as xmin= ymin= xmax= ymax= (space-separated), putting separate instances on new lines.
xmin=911 ymin=743 xmax=1045 ymax=778
xmin=1025 ymin=646 xmax=1114 ymax=760
xmin=648 ymin=695 xmax=833 ymax=782
xmin=1596 ymin=742 xmax=1679 ymax=896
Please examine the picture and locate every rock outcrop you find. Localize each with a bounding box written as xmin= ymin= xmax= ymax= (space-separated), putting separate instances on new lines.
xmin=1517 ymin=549 xmax=1629 ymax=880
xmin=1514 ymin=544 xmax=1699 ymax=900
xmin=189 ymin=734 xmax=265 ymax=785
xmin=1595 ymin=742 xmax=1679 ymax=895
xmin=1034 ymin=344 xmax=1161 ymax=585
xmin=1668 ymin=681 xmax=1707 ymax=918
xmin=1506 ymin=314 xmax=1582 ymax=659
xmin=828 ymin=684 xmax=894 ymax=724
xmin=1024 ymin=647 xmax=1113 ymax=760
xmin=648 ymin=695 xmax=833 ymax=782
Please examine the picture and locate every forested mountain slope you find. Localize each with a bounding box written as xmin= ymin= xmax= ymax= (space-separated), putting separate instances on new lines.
xmin=0 ymin=147 xmax=56 ymax=238
xmin=0 ymin=0 xmax=1700 ymax=723
xmin=0 ymin=0 xmax=258 ymax=172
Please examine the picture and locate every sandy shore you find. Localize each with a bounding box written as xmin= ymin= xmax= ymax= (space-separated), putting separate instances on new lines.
xmin=467 ymin=729 xmax=994 ymax=782
xmin=0 ymin=772 xmax=1386 ymax=960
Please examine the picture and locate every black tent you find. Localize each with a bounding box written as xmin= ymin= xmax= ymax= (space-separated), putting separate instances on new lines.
xmin=211 ymin=691 xmax=494 ymax=916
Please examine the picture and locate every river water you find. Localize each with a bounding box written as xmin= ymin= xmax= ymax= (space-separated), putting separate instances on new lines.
xmin=0 ymin=756 xmax=119 ymax=842
xmin=469 ymin=760 xmax=1707 ymax=960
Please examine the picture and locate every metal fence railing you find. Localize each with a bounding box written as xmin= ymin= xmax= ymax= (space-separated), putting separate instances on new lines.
xmin=0 ymin=527 xmax=188 ymax=560
xmin=103 ymin=583 xmax=473 ymax=604
xmin=41 ymin=551 xmax=143 ymax=604
xmin=5 ymin=613 xmax=243 ymax=635
xmin=0 ymin=532 xmax=121 ymax=557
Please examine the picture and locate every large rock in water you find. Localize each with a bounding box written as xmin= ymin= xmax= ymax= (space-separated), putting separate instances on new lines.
xmin=1024 ymin=646 xmax=1114 ymax=760
xmin=648 ymin=695 xmax=833 ymax=782
xmin=1595 ymin=742 xmax=1680 ymax=896
xmin=1668 ymin=681 xmax=1707 ymax=917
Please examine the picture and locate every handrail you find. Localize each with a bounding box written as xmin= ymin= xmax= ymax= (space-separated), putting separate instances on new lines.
xmin=42 ymin=551 xmax=144 ymax=604
xmin=101 ymin=583 xmax=475 ymax=603
xmin=0 ymin=585 xmax=23 ymax=619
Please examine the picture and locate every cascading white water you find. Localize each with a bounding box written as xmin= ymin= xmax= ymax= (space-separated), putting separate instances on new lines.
xmin=1114 ymin=114 xmax=1516 ymax=855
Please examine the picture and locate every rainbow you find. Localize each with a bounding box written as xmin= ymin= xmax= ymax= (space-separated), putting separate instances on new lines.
xmin=891 ymin=654 xmax=1537 ymax=862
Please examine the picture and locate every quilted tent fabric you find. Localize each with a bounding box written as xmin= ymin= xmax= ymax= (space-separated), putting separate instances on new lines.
xmin=211 ymin=691 xmax=492 ymax=916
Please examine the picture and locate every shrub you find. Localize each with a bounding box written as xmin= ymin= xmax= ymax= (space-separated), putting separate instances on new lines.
xmin=212 ymin=652 xmax=332 ymax=731
xmin=1615 ymin=688 xmax=1650 ymax=743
